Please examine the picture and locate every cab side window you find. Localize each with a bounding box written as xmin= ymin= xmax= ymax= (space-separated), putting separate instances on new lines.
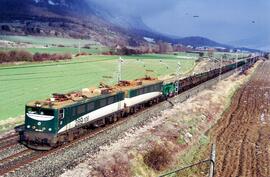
xmin=108 ymin=97 xmax=114 ymax=104
xmin=100 ymin=99 xmax=107 ymax=107
xmin=59 ymin=109 xmax=64 ymax=119
xmin=87 ymin=102 xmax=95 ymax=112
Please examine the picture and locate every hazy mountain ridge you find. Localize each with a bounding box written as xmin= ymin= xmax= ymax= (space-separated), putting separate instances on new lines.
xmin=228 ymin=36 xmax=270 ymax=51
xmin=0 ymin=0 xmax=260 ymax=51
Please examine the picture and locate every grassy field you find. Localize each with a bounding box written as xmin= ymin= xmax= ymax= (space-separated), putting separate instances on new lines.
xmin=0 ymin=54 xmax=197 ymax=120
xmin=0 ymin=46 xmax=109 ymax=55
xmin=0 ymin=35 xmax=109 ymax=54
xmin=211 ymin=52 xmax=249 ymax=60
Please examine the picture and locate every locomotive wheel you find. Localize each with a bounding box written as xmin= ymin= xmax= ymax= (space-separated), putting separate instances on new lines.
xmin=68 ymin=133 xmax=74 ymax=142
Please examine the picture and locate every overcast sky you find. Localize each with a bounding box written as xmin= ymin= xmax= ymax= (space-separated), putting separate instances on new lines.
xmin=92 ymin=0 xmax=270 ymax=48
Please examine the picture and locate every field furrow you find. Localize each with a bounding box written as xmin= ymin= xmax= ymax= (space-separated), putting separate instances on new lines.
xmin=211 ymin=61 xmax=270 ymax=177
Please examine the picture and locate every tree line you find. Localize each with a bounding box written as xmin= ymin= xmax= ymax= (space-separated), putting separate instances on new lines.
xmin=0 ymin=50 xmax=72 ymax=63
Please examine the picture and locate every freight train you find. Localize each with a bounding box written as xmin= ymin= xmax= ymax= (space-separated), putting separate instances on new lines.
xmin=19 ymin=56 xmax=258 ymax=150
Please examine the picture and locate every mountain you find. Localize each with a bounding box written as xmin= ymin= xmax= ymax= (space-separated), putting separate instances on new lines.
xmin=228 ymin=36 xmax=270 ymax=52
xmin=0 ymin=0 xmax=259 ymax=51
xmin=0 ymin=0 xmax=95 ymax=19
xmin=172 ymin=36 xmax=230 ymax=48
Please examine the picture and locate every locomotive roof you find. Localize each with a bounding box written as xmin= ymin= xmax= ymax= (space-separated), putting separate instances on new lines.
xmin=113 ymin=77 xmax=163 ymax=91
xmin=26 ymin=77 xmax=162 ymax=109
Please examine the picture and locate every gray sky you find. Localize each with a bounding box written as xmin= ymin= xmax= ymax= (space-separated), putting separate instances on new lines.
xmin=92 ymin=0 xmax=270 ymax=49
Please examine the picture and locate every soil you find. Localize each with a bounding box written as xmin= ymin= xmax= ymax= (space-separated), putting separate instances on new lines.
xmin=211 ymin=61 xmax=270 ymax=177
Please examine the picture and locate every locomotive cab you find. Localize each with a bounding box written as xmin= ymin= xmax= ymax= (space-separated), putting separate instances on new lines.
xmin=22 ymin=106 xmax=59 ymax=150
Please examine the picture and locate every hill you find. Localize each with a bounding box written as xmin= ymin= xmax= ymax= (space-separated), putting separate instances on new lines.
xmin=0 ymin=0 xmax=260 ymax=52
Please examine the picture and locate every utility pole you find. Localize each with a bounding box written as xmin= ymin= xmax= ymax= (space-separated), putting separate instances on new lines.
xmin=219 ymin=57 xmax=222 ymax=82
xmin=209 ymin=144 xmax=216 ymax=177
xmin=175 ymin=62 xmax=181 ymax=93
xmin=160 ymin=59 xmax=169 ymax=69
xmin=176 ymin=62 xmax=181 ymax=78
xmin=78 ymin=40 xmax=81 ymax=54
xmin=117 ymin=57 xmax=123 ymax=83
xmin=235 ymin=54 xmax=238 ymax=73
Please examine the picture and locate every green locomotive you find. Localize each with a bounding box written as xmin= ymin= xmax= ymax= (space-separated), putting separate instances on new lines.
xmin=22 ymin=77 xmax=164 ymax=150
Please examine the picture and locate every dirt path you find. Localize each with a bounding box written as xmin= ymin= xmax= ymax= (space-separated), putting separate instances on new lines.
xmin=211 ymin=61 xmax=270 ymax=177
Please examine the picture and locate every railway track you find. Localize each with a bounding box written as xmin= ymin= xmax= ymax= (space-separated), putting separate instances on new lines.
xmin=0 ymin=111 xmax=148 ymax=176
xmin=0 ymin=133 xmax=18 ymax=143
xmin=0 ymin=141 xmax=19 ymax=152
xmin=0 ymin=134 xmax=19 ymax=151
xmin=211 ymin=61 xmax=270 ymax=177
xmin=0 ymin=149 xmax=43 ymax=175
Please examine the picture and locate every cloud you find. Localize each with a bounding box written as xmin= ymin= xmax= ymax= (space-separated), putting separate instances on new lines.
xmin=143 ymin=0 xmax=270 ymax=43
xmin=89 ymin=0 xmax=179 ymax=16
xmin=88 ymin=0 xmax=270 ymax=47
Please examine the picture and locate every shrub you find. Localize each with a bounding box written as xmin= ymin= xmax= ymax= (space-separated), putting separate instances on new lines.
xmin=8 ymin=50 xmax=17 ymax=62
xmin=0 ymin=50 xmax=33 ymax=63
xmin=0 ymin=50 xmax=72 ymax=64
xmin=0 ymin=51 xmax=8 ymax=63
xmin=143 ymin=145 xmax=171 ymax=171
xmin=83 ymin=44 xmax=91 ymax=49
xmin=63 ymin=53 xmax=72 ymax=59
xmin=17 ymin=50 xmax=33 ymax=61
xmin=33 ymin=53 xmax=42 ymax=61
xmin=75 ymin=52 xmax=87 ymax=57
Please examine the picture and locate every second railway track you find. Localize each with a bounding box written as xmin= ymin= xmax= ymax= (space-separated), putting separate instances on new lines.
xmin=0 ymin=114 xmax=148 ymax=176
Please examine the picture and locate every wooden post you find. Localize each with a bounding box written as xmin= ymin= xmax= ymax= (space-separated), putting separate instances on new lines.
xmin=209 ymin=144 xmax=216 ymax=177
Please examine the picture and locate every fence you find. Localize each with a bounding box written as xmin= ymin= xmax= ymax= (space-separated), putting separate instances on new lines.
xmin=159 ymin=144 xmax=216 ymax=177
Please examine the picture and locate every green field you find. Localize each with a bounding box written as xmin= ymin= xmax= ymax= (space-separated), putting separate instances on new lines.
xmin=0 ymin=46 xmax=109 ymax=55
xmin=0 ymin=35 xmax=109 ymax=54
xmin=0 ymin=54 xmax=197 ymax=120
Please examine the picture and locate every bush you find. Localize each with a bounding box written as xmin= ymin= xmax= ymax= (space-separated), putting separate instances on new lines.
xmin=0 ymin=51 xmax=8 ymax=63
xmin=0 ymin=50 xmax=33 ymax=63
xmin=75 ymin=52 xmax=88 ymax=57
xmin=63 ymin=53 xmax=72 ymax=59
xmin=33 ymin=52 xmax=72 ymax=61
xmin=17 ymin=50 xmax=33 ymax=61
xmin=83 ymin=44 xmax=91 ymax=49
xmin=33 ymin=53 xmax=42 ymax=61
xmin=143 ymin=145 xmax=171 ymax=171
xmin=0 ymin=50 xmax=72 ymax=64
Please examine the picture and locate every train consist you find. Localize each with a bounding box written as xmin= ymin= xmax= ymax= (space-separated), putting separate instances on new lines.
xmin=19 ymin=56 xmax=258 ymax=150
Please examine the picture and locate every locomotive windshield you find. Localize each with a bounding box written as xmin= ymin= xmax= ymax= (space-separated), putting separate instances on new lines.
xmin=26 ymin=107 xmax=54 ymax=116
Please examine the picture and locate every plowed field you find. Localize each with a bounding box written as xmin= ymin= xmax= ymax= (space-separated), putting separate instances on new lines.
xmin=211 ymin=61 xmax=270 ymax=177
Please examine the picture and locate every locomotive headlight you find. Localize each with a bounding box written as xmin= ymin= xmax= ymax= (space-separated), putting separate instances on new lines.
xmin=48 ymin=128 xmax=52 ymax=131
xmin=36 ymin=103 xmax=41 ymax=107
xmin=37 ymin=122 xmax=41 ymax=125
xmin=27 ymin=125 xmax=30 ymax=128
